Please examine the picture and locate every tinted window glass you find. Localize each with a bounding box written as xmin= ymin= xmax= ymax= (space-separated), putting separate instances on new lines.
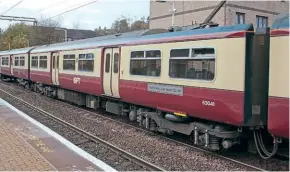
xmin=105 ymin=53 xmax=110 ymax=73
xmin=113 ymin=53 xmax=119 ymax=73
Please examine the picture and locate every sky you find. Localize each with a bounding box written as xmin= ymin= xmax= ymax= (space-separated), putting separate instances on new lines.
xmin=0 ymin=0 xmax=150 ymax=31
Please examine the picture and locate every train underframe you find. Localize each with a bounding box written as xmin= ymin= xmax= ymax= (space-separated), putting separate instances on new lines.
xmin=1 ymin=75 xmax=288 ymax=159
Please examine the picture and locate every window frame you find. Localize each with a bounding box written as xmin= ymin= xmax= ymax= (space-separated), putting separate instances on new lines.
xmin=236 ymin=12 xmax=245 ymax=24
xmin=1 ymin=57 xmax=9 ymax=66
xmin=78 ymin=53 xmax=94 ymax=72
xmin=168 ymin=47 xmax=217 ymax=82
xmin=14 ymin=56 xmax=19 ymax=67
xmin=63 ymin=54 xmax=76 ymax=71
xmin=129 ymin=49 xmax=162 ymax=77
xmin=19 ymin=56 xmax=25 ymax=67
xmin=39 ymin=56 xmax=48 ymax=69
xmin=31 ymin=56 xmax=39 ymax=68
xmin=256 ymin=15 xmax=268 ymax=28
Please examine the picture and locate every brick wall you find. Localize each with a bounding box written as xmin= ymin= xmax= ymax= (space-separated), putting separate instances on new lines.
xmin=149 ymin=0 xmax=289 ymax=29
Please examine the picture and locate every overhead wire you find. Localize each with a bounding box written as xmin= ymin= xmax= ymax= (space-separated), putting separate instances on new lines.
xmin=36 ymin=0 xmax=71 ymax=14
xmin=0 ymin=0 xmax=24 ymax=16
xmin=49 ymin=0 xmax=99 ymax=19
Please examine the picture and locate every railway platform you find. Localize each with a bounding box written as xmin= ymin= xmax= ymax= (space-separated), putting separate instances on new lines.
xmin=0 ymin=98 xmax=116 ymax=171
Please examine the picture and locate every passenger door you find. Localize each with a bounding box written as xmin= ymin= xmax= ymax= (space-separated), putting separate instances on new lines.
xmin=10 ymin=55 xmax=14 ymax=76
xmin=51 ymin=52 xmax=59 ymax=85
xmin=102 ymin=48 xmax=120 ymax=98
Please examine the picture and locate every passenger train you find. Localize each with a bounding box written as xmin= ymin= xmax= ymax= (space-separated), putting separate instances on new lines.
xmin=0 ymin=13 xmax=289 ymax=159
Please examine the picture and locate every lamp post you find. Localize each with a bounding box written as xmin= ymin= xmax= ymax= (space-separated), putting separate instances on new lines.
xmin=156 ymin=0 xmax=177 ymax=27
xmin=55 ymin=28 xmax=67 ymax=42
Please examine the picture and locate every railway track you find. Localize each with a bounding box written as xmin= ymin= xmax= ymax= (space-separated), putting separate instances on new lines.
xmin=50 ymin=100 xmax=268 ymax=171
xmin=0 ymin=88 xmax=165 ymax=171
xmin=0 ymin=82 xmax=275 ymax=171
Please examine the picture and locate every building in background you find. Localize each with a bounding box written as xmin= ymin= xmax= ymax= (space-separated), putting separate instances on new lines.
xmin=149 ymin=1 xmax=289 ymax=29
xmin=29 ymin=26 xmax=98 ymax=46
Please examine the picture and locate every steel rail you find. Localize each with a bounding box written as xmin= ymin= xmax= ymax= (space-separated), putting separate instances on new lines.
xmin=0 ymin=88 xmax=165 ymax=172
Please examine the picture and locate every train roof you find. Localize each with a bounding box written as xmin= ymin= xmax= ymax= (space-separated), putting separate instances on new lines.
xmin=30 ymin=23 xmax=253 ymax=53
xmin=38 ymin=28 xmax=168 ymax=48
xmin=0 ymin=24 xmax=253 ymax=55
xmin=0 ymin=29 xmax=168 ymax=56
xmin=271 ymin=12 xmax=289 ymax=29
xmin=0 ymin=46 xmax=36 ymax=56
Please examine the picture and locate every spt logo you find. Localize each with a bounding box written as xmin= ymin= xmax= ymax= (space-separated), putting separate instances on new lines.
xmin=73 ymin=77 xmax=81 ymax=84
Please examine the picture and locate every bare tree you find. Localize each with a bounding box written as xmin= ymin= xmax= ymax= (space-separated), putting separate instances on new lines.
xmin=131 ymin=16 xmax=149 ymax=31
xmin=29 ymin=15 xmax=63 ymax=45
xmin=37 ymin=15 xmax=63 ymax=27
xmin=72 ymin=21 xmax=80 ymax=29
xmin=95 ymin=15 xmax=150 ymax=36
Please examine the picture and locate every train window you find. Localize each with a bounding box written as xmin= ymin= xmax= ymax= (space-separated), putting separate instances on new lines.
xmin=39 ymin=56 xmax=47 ymax=69
xmin=78 ymin=53 xmax=94 ymax=72
xmin=57 ymin=56 xmax=59 ymax=68
xmin=170 ymin=49 xmax=190 ymax=58
xmin=79 ymin=54 xmax=86 ymax=59
xmin=63 ymin=54 xmax=75 ymax=70
xmin=20 ymin=56 xmax=25 ymax=66
xmin=105 ymin=53 xmax=110 ymax=73
xmin=169 ymin=48 xmax=215 ymax=80
xmin=6 ymin=57 xmax=9 ymax=65
xmin=130 ymin=50 xmax=161 ymax=77
xmin=31 ymin=56 xmax=38 ymax=68
xmin=64 ymin=54 xmax=75 ymax=59
xmin=14 ymin=57 xmax=19 ymax=66
xmin=86 ymin=53 xmax=94 ymax=59
xmin=113 ymin=53 xmax=119 ymax=73
xmin=1 ymin=57 xmax=9 ymax=66
xmin=131 ymin=51 xmax=144 ymax=58
xmin=191 ymin=48 xmax=214 ymax=58
xmin=52 ymin=56 xmax=55 ymax=69
xmin=145 ymin=50 xmax=161 ymax=58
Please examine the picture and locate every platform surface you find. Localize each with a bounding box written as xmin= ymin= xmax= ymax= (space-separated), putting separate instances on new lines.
xmin=0 ymin=98 xmax=116 ymax=171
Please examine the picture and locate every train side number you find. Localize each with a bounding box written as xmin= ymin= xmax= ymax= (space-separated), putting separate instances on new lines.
xmin=202 ymin=100 xmax=215 ymax=106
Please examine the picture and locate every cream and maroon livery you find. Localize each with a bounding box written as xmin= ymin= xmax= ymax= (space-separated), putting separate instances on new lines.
xmin=119 ymin=37 xmax=248 ymax=126
xmin=57 ymin=49 xmax=103 ymax=96
xmin=0 ymin=47 xmax=35 ymax=79
xmin=12 ymin=54 xmax=29 ymax=80
xmin=29 ymin=52 xmax=52 ymax=85
xmin=0 ymin=56 xmax=11 ymax=76
xmin=29 ymin=24 xmax=258 ymax=127
xmin=268 ymin=28 xmax=289 ymax=139
xmin=0 ymin=14 xmax=288 ymax=158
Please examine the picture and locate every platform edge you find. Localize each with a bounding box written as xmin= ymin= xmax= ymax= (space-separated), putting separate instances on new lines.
xmin=0 ymin=98 xmax=117 ymax=172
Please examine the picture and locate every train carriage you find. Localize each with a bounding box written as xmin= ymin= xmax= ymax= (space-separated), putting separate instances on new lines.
xmin=29 ymin=52 xmax=52 ymax=86
xmin=268 ymin=13 xmax=289 ymax=139
xmin=119 ymin=31 xmax=249 ymax=126
xmin=0 ymin=52 xmax=12 ymax=77
xmin=0 ymin=47 xmax=35 ymax=84
xmin=0 ymin=13 xmax=288 ymax=159
xmin=12 ymin=54 xmax=29 ymax=80
xmin=57 ymin=48 xmax=103 ymax=97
